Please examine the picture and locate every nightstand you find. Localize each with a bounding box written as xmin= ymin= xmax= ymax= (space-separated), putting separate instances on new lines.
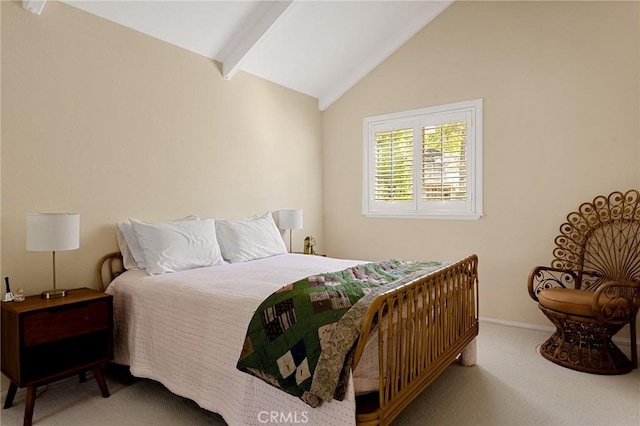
xmin=1 ymin=288 xmax=113 ymax=426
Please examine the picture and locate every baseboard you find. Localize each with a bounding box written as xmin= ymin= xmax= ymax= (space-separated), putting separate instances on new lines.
xmin=479 ymin=316 xmax=637 ymax=349
xmin=480 ymin=316 xmax=555 ymax=334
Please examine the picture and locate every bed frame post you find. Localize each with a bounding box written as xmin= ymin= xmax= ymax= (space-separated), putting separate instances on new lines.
xmin=459 ymin=338 xmax=477 ymax=367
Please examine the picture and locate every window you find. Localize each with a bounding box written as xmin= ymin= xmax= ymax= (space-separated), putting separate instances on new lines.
xmin=363 ymin=99 xmax=483 ymax=219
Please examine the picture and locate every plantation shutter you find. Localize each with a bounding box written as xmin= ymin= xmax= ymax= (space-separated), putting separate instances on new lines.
xmin=421 ymin=121 xmax=468 ymax=201
xmin=374 ymin=127 xmax=414 ymax=202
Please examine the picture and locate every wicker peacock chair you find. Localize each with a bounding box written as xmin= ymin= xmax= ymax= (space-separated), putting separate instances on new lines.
xmin=528 ymin=189 xmax=640 ymax=374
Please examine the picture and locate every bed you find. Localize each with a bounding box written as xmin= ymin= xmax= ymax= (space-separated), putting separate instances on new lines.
xmin=98 ymin=251 xmax=478 ymax=426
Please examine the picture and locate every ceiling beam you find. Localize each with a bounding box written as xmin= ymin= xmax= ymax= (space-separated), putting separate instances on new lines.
xmin=23 ymin=0 xmax=47 ymax=15
xmin=221 ymin=0 xmax=294 ymax=80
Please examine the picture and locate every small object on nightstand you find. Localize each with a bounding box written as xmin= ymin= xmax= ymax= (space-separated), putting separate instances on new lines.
xmin=303 ymin=236 xmax=316 ymax=255
xmin=13 ymin=288 xmax=25 ymax=302
xmin=3 ymin=277 xmax=14 ymax=302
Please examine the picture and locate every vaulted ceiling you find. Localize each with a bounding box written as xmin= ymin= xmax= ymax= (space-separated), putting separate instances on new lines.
xmin=29 ymin=1 xmax=454 ymax=110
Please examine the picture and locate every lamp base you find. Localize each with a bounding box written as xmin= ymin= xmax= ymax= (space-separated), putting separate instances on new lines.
xmin=41 ymin=288 xmax=67 ymax=299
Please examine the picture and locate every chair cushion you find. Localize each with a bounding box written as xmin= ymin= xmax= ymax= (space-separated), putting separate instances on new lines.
xmin=538 ymin=288 xmax=595 ymax=317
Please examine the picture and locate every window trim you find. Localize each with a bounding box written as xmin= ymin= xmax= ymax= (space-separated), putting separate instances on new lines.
xmin=362 ymin=99 xmax=483 ymax=220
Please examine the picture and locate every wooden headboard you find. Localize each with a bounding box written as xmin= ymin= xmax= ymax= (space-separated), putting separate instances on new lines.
xmin=97 ymin=252 xmax=124 ymax=292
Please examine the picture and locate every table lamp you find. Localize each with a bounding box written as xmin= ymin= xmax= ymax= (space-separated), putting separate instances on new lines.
xmin=27 ymin=213 xmax=80 ymax=299
xmin=278 ymin=210 xmax=303 ymax=253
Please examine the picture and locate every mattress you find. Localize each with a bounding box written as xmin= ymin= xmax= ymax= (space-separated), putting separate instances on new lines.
xmin=106 ymin=253 xmax=371 ymax=426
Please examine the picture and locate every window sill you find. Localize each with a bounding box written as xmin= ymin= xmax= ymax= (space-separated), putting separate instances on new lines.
xmin=363 ymin=212 xmax=484 ymax=220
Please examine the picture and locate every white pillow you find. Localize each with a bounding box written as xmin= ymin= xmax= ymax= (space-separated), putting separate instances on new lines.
xmin=215 ymin=212 xmax=287 ymax=263
xmin=116 ymin=223 xmax=139 ymax=270
xmin=131 ymin=218 xmax=223 ymax=275
xmin=116 ymin=215 xmax=200 ymax=270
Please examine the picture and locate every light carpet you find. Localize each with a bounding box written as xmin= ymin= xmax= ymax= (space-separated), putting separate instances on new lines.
xmin=1 ymin=322 xmax=638 ymax=425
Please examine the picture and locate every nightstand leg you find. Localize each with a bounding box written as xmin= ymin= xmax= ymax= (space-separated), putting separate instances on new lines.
xmin=24 ymin=386 xmax=36 ymax=426
xmin=3 ymin=381 xmax=17 ymax=408
xmin=93 ymin=366 xmax=110 ymax=398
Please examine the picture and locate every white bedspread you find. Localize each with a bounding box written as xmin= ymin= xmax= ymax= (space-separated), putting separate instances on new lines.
xmin=106 ymin=253 xmax=367 ymax=426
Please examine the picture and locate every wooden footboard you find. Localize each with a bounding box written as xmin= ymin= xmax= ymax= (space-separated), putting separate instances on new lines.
xmin=353 ymin=254 xmax=479 ymax=426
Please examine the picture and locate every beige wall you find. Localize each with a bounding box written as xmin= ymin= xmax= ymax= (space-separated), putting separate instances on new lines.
xmin=322 ymin=1 xmax=640 ymax=329
xmin=1 ymin=0 xmax=323 ymax=299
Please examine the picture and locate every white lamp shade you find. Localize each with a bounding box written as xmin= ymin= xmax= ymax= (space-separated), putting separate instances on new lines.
xmin=278 ymin=210 xmax=303 ymax=230
xmin=27 ymin=213 xmax=80 ymax=252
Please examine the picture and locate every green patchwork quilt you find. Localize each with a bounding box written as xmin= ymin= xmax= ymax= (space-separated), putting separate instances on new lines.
xmin=236 ymin=259 xmax=446 ymax=407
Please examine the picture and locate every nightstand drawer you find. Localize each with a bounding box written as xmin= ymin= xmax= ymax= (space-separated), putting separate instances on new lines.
xmin=23 ymin=299 xmax=110 ymax=347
